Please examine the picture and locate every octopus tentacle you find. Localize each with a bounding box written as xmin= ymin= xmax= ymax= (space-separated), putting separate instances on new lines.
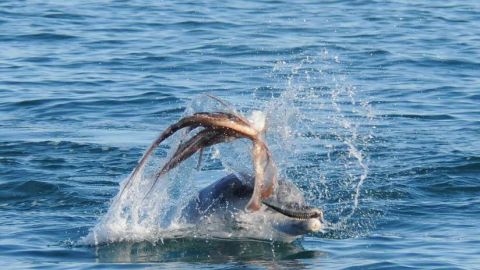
xmin=247 ymin=141 xmax=277 ymax=210
xmin=119 ymin=109 xmax=277 ymax=212
xmin=119 ymin=112 xmax=256 ymax=199
xmin=144 ymin=128 xmax=239 ymax=197
xmin=204 ymin=94 xmax=249 ymax=123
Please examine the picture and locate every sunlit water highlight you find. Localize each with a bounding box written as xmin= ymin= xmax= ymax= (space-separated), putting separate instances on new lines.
xmin=1 ymin=1 xmax=479 ymax=269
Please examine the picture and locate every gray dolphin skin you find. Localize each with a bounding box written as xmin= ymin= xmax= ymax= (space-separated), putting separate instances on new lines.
xmin=181 ymin=173 xmax=325 ymax=238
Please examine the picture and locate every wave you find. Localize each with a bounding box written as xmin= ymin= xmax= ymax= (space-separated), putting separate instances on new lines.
xmin=14 ymin=33 xmax=77 ymax=41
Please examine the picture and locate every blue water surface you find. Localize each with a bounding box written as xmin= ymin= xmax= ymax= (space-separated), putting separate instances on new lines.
xmin=1 ymin=1 xmax=479 ymax=269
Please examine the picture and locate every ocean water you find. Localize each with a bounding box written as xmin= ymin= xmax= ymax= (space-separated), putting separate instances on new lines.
xmin=1 ymin=0 xmax=479 ymax=269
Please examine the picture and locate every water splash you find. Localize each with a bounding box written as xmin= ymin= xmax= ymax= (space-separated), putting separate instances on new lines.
xmin=82 ymin=51 xmax=374 ymax=245
xmin=80 ymin=94 xmax=295 ymax=245
xmin=81 ymin=127 xmax=200 ymax=245
xmin=252 ymin=51 xmax=374 ymax=234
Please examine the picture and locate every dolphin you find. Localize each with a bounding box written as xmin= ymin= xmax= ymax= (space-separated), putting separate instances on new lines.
xmin=181 ymin=173 xmax=325 ymax=240
xmin=118 ymin=97 xmax=326 ymax=240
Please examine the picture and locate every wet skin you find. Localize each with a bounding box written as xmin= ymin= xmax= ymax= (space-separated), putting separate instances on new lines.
xmin=181 ymin=174 xmax=324 ymax=237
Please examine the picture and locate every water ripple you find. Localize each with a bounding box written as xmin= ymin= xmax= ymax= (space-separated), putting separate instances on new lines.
xmin=1 ymin=0 xmax=479 ymax=268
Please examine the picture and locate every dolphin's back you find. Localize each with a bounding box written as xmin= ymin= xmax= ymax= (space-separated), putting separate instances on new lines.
xmin=181 ymin=174 xmax=253 ymax=222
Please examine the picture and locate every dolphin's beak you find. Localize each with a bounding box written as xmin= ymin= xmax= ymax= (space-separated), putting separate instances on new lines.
xmin=262 ymin=200 xmax=324 ymax=221
xmin=263 ymin=200 xmax=326 ymax=234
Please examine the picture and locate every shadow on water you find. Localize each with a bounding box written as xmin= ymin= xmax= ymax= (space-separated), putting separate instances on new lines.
xmin=92 ymin=238 xmax=325 ymax=266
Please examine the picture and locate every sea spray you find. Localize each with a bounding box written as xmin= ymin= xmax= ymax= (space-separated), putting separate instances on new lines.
xmin=252 ymin=52 xmax=375 ymax=235
xmin=82 ymin=52 xmax=374 ymax=244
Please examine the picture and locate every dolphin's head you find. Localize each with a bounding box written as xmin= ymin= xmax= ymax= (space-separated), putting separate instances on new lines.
xmin=182 ymin=173 xmax=325 ymax=241
xmin=226 ymin=174 xmax=326 ymax=239
xmin=258 ymin=178 xmax=325 ymax=237
xmin=231 ymin=206 xmax=324 ymax=242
